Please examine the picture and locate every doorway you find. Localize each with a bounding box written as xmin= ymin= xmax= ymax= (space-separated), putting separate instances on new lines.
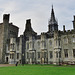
xmin=6 ymin=57 xmax=8 ymax=63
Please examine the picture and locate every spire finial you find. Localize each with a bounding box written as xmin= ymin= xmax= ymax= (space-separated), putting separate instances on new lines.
xmin=52 ymin=4 xmax=53 ymax=9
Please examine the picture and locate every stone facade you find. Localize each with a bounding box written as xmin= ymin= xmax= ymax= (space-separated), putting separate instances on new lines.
xmin=0 ymin=6 xmax=75 ymax=65
xmin=0 ymin=14 xmax=19 ymax=64
xmin=24 ymin=6 xmax=75 ymax=65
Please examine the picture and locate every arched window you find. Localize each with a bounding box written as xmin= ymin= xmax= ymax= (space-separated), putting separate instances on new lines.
xmin=37 ymin=41 xmax=40 ymax=48
xmin=49 ymin=40 xmax=52 ymax=45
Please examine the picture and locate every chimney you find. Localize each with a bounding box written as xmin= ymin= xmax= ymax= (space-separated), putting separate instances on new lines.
xmin=25 ymin=19 xmax=32 ymax=31
xmin=3 ymin=14 xmax=10 ymax=23
xmin=26 ymin=19 xmax=31 ymax=24
xmin=63 ymin=25 xmax=65 ymax=32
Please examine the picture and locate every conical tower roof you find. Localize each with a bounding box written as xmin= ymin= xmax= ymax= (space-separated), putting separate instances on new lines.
xmin=49 ymin=5 xmax=58 ymax=25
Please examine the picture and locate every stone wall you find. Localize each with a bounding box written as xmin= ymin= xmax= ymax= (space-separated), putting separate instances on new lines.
xmin=0 ymin=24 xmax=4 ymax=63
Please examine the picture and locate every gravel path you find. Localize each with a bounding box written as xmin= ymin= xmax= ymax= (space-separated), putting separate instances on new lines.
xmin=0 ymin=64 xmax=15 ymax=67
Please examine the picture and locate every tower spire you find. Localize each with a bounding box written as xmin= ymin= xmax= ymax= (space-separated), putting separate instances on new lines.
xmin=48 ymin=5 xmax=58 ymax=33
xmin=52 ymin=4 xmax=53 ymax=9
xmin=49 ymin=5 xmax=57 ymax=24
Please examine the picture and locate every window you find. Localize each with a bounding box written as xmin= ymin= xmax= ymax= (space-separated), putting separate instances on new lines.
xmin=73 ymin=49 xmax=75 ymax=58
xmin=32 ymin=52 xmax=34 ymax=58
xmin=17 ymin=43 xmax=19 ymax=51
xmin=56 ymin=51 xmax=58 ymax=58
xmin=7 ymin=44 xmax=10 ymax=51
xmin=41 ymin=52 xmax=46 ymax=58
xmin=29 ymin=53 xmax=32 ymax=58
xmin=64 ymin=49 xmax=68 ymax=58
xmin=32 ymin=42 xmax=34 ymax=48
xmin=10 ymin=54 xmax=11 ymax=59
xmin=10 ymin=43 xmax=15 ymax=50
xmin=49 ymin=40 xmax=52 ymax=45
xmin=41 ymin=41 xmax=44 ymax=47
xmin=59 ymin=51 xmax=61 ymax=58
xmin=50 ymin=51 xmax=53 ymax=59
xmin=29 ymin=52 xmax=34 ymax=58
xmin=10 ymin=54 xmax=14 ymax=59
xmin=72 ymin=37 xmax=75 ymax=43
xmin=41 ymin=41 xmax=46 ymax=48
xmin=44 ymin=52 xmax=46 ymax=58
xmin=37 ymin=41 xmax=40 ymax=48
xmin=44 ymin=41 xmax=46 ymax=47
xmin=32 ymin=36 xmax=35 ymax=40
xmin=27 ymin=52 xmax=28 ymax=58
xmin=17 ymin=53 xmax=19 ymax=59
xmin=12 ymin=54 xmax=14 ymax=59
xmin=59 ymin=40 xmax=60 ymax=46
xmin=64 ymin=37 xmax=68 ymax=44
xmin=27 ymin=43 xmax=29 ymax=49
xmin=30 ymin=42 xmax=32 ymax=48
xmin=41 ymin=52 xmax=44 ymax=58
xmin=8 ymin=44 xmax=10 ymax=51
xmin=38 ymin=52 xmax=40 ymax=59
xmin=56 ymin=40 xmax=57 ymax=46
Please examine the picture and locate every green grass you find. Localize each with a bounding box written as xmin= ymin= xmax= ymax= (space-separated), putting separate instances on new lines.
xmin=0 ymin=65 xmax=75 ymax=75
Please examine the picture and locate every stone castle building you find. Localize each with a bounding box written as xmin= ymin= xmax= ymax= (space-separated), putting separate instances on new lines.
xmin=0 ymin=6 xmax=75 ymax=64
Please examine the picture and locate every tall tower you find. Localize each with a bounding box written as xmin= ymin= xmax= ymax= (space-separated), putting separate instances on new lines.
xmin=48 ymin=5 xmax=58 ymax=34
xmin=2 ymin=14 xmax=10 ymax=63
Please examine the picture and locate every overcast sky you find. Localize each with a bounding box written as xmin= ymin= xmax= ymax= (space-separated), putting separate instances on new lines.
xmin=0 ymin=0 xmax=75 ymax=36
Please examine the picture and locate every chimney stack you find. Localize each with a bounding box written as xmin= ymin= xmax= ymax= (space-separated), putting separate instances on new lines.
xmin=3 ymin=14 xmax=10 ymax=23
xmin=25 ymin=19 xmax=32 ymax=31
xmin=63 ymin=25 xmax=65 ymax=32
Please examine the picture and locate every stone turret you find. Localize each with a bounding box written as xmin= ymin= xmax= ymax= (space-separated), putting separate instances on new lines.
xmin=2 ymin=14 xmax=10 ymax=63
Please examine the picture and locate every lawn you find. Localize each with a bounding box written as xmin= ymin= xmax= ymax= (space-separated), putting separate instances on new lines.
xmin=0 ymin=65 xmax=75 ymax=75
